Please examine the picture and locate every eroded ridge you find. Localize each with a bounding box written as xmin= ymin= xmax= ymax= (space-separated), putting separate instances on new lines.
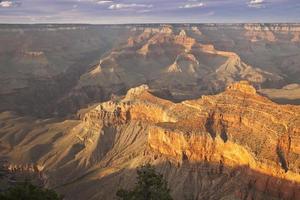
xmin=0 ymin=81 xmax=299 ymax=200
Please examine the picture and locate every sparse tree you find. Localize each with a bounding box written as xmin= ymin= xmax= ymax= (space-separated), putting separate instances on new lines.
xmin=0 ymin=181 xmax=62 ymax=200
xmin=116 ymin=164 xmax=173 ymax=200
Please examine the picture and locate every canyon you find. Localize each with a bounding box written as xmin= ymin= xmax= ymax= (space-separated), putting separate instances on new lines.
xmin=1 ymin=81 xmax=300 ymax=199
xmin=1 ymin=24 xmax=300 ymax=118
xmin=0 ymin=24 xmax=300 ymax=199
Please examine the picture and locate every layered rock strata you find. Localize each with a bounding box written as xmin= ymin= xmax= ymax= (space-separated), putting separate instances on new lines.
xmin=0 ymin=81 xmax=299 ymax=199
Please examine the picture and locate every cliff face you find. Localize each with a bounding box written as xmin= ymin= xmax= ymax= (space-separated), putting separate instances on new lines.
xmin=1 ymin=24 xmax=299 ymax=119
xmin=1 ymin=81 xmax=299 ymax=200
xmin=147 ymin=83 xmax=300 ymax=199
xmin=244 ymin=24 xmax=300 ymax=32
xmin=243 ymin=24 xmax=300 ymax=42
xmin=1 ymin=24 xmax=299 ymax=199
xmin=70 ymin=25 xmax=282 ymax=108
xmin=59 ymin=81 xmax=300 ymax=199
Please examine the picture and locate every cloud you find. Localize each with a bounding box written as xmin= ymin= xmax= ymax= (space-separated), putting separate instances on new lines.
xmin=96 ymin=0 xmax=112 ymax=4
xmin=108 ymin=3 xmax=153 ymax=10
xmin=76 ymin=0 xmax=112 ymax=4
xmin=0 ymin=0 xmax=20 ymax=8
xmin=250 ymin=0 xmax=264 ymax=3
xmin=137 ymin=9 xmax=151 ymax=13
xmin=179 ymin=2 xmax=204 ymax=9
xmin=0 ymin=1 xmax=13 ymax=8
xmin=248 ymin=0 xmax=266 ymax=8
xmin=72 ymin=4 xmax=78 ymax=11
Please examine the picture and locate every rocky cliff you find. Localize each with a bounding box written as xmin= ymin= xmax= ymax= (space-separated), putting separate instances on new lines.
xmin=63 ymin=25 xmax=283 ymax=113
xmin=1 ymin=24 xmax=299 ymax=119
xmin=243 ymin=24 xmax=300 ymax=42
xmin=0 ymin=81 xmax=299 ymax=200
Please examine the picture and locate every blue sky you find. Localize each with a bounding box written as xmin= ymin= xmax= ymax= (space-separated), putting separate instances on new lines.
xmin=0 ymin=0 xmax=299 ymax=23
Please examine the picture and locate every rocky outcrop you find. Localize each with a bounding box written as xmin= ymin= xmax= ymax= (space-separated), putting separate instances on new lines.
xmin=72 ymin=26 xmax=282 ymax=106
xmin=125 ymin=84 xmax=149 ymax=99
xmin=244 ymin=29 xmax=277 ymax=42
xmin=196 ymin=43 xmax=283 ymax=87
xmin=244 ymin=24 xmax=300 ymax=32
xmin=191 ymin=26 xmax=202 ymax=35
xmin=7 ymin=164 xmax=42 ymax=172
xmin=146 ymin=81 xmax=300 ymax=199
xmin=166 ymin=53 xmax=199 ymax=74
xmin=226 ymin=80 xmax=257 ymax=94
xmin=136 ymin=28 xmax=195 ymax=55
xmin=243 ymin=24 xmax=300 ymax=42
xmin=291 ymin=32 xmax=300 ymax=42
xmin=24 ymin=51 xmax=45 ymax=57
xmin=160 ymin=26 xmax=173 ymax=34
xmin=259 ymin=84 xmax=300 ymax=105
xmin=2 ymin=24 xmax=300 ymax=119
xmin=174 ymin=30 xmax=196 ymax=51
xmin=2 ymin=24 xmax=300 ymax=199
xmin=1 ymin=82 xmax=299 ymax=200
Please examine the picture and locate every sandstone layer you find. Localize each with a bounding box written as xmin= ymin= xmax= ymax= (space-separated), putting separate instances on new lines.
xmin=1 ymin=81 xmax=299 ymax=200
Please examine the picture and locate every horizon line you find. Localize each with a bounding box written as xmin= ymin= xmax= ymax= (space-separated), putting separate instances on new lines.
xmin=1 ymin=22 xmax=300 ymax=25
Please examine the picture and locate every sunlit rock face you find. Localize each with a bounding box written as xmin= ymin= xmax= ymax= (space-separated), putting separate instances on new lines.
xmin=1 ymin=81 xmax=299 ymax=200
xmin=226 ymin=80 xmax=257 ymax=94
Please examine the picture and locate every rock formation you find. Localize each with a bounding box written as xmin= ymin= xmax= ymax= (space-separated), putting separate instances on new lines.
xmin=63 ymin=25 xmax=283 ymax=112
xmin=191 ymin=26 xmax=202 ymax=35
xmin=260 ymin=83 xmax=300 ymax=104
xmin=243 ymin=24 xmax=300 ymax=42
xmin=1 ymin=24 xmax=300 ymax=200
xmin=1 ymin=24 xmax=299 ymax=118
xmin=0 ymin=81 xmax=299 ymax=200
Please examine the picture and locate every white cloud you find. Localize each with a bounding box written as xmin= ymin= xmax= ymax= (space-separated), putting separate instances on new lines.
xmin=96 ymin=0 xmax=113 ymax=4
xmin=248 ymin=0 xmax=265 ymax=8
xmin=250 ymin=0 xmax=264 ymax=3
xmin=0 ymin=1 xmax=13 ymax=8
xmin=137 ymin=9 xmax=151 ymax=13
xmin=76 ymin=0 xmax=112 ymax=4
xmin=108 ymin=3 xmax=153 ymax=10
xmin=179 ymin=2 xmax=204 ymax=9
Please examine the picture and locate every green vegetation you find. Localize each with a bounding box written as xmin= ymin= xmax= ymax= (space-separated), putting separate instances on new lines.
xmin=116 ymin=164 xmax=173 ymax=200
xmin=0 ymin=182 xmax=62 ymax=200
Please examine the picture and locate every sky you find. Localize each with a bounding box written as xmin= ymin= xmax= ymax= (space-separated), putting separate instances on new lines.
xmin=0 ymin=0 xmax=300 ymax=24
